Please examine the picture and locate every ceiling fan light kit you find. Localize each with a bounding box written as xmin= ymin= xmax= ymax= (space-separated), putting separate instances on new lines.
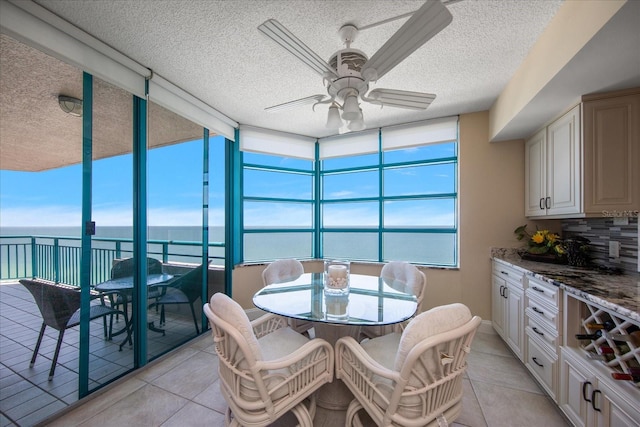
xmin=326 ymin=103 xmax=343 ymax=129
xmin=259 ymin=0 xmax=452 ymax=133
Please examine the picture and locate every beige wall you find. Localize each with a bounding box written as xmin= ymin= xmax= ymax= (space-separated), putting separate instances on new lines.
xmin=489 ymin=0 xmax=626 ymax=141
xmin=229 ymin=111 xmax=536 ymax=320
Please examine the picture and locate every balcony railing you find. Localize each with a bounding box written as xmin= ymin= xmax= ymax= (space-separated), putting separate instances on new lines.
xmin=0 ymin=235 xmax=224 ymax=285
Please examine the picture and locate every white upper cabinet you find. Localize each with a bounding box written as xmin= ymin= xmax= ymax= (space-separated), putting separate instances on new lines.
xmin=525 ymin=104 xmax=581 ymax=218
xmin=525 ymin=87 xmax=640 ymax=219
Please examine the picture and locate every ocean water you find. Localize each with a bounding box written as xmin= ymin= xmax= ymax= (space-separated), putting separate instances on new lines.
xmin=1 ymin=226 xmax=456 ymax=268
xmin=0 ymin=226 xmax=224 ymax=242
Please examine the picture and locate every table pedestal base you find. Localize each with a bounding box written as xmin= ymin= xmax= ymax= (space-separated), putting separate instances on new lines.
xmin=313 ymin=323 xmax=360 ymax=410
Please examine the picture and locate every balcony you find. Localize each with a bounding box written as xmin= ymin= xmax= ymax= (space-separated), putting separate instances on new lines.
xmin=0 ymin=234 xmax=224 ymax=426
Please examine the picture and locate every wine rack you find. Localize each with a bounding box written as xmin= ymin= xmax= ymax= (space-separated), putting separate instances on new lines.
xmin=570 ymin=296 xmax=640 ymax=387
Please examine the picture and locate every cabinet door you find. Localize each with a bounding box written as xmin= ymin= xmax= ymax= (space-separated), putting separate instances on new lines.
xmin=505 ymin=283 xmax=524 ymax=360
xmin=546 ymin=104 xmax=582 ymax=215
xmin=591 ymin=379 xmax=640 ymax=427
xmin=492 ymin=274 xmax=506 ymax=338
xmin=525 ymin=128 xmax=547 ymax=217
xmin=583 ymin=93 xmax=640 ymax=215
xmin=559 ymin=349 xmax=590 ymax=427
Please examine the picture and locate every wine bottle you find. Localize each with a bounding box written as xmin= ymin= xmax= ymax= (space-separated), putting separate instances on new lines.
xmin=599 ymin=346 xmax=614 ymax=354
xmin=576 ymin=330 xmax=602 ymax=340
xmin=598 ymin=346 xmax=615 ymax=361
xmin=585 ymin=321 xmax=615 ymax=331
xmin=611 ymin=373 xmax=640 ymax=382
xmin=602 ymin=330 xmax=640 ymax=345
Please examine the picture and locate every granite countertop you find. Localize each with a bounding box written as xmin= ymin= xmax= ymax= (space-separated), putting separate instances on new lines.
xmin=491 ymin=248 xmax=640 ymax=323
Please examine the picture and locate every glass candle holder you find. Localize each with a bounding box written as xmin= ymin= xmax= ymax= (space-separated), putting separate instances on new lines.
xmin=324 ymin=260 xmax=350 ymax=295
xmin=325 ymin=294 xmax=348 ymax=319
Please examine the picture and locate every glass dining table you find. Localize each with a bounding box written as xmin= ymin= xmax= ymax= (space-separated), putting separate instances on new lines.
xmin=253 ymin=272 xmax=418 ymax=410
xmin=95 ymin=273 xmax=174 ymax=350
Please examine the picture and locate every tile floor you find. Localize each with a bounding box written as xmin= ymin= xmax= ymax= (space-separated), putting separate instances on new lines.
xmin=0 ymin=281 xmax=201 ymax=427
xmin=38 ymin=326 xmax=571 ymax=427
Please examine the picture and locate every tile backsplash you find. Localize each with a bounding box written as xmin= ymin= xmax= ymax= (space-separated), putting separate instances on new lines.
xmin=562 ymin=217 xmax=639 ymax=274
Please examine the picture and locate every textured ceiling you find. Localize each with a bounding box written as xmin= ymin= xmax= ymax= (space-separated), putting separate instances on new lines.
xmin=1 ymin=0 xmax=639 ymax=172
xmin=28 ymin=0 xmax=564 ymax=138
xmin=0 ymin=34 xmax=203 ymax=171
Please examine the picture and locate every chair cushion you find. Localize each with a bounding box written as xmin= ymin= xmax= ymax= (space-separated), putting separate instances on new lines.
xmin=210 ymin=293 xmax=263 ymax=360
xmin=394 ymin=303 xmax=471 ymax=371
xmin=258 ymin=326 xmax=309 ymax=362
xmin=381 ymin=262 xmax=425 ymax=302
xmin=255 ymin=323 xmax=310 ymax=403
xmin=262 ymin=259 xmax=304 ymax=285
xmin=360 ymin=332 xmax=401 ymax=370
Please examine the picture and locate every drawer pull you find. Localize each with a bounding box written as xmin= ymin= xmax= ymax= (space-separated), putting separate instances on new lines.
xmin=582 ymin=381 xmax=592 ymax=402
xmin=531 ymin=286 xmax=545 ymax=293
xmin=591 ymin=390 xmax=601 ymax=412
xmin=532 ymin=307 xmax=544 ymax=315
xmin=500 ymin=270 xmax=508 ymax=276
xmin=532 ymin=357 xmax=544 ymax=368
xmin=532 ymin=327 xmax=544 ymax=337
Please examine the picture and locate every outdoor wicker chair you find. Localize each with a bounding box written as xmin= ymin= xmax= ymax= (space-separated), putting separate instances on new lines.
xmin=19 ymin=278 xmax=125 ymax=380
xmin=149 ymin=261 xmax=210 ymax=334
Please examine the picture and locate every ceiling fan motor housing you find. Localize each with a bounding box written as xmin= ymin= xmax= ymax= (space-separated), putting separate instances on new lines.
xmin=327 ymin=49 xmax=370 ymax=102
xmin=329 ymin=48 xmax=368 ymax=77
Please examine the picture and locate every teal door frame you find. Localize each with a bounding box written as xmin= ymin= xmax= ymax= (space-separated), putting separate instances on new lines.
xmin=78 ymin=72 xmax=93 ymax=398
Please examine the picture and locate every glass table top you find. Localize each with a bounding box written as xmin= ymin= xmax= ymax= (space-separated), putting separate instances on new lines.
xmin=253 ymin=273 xmax=418 ymax=326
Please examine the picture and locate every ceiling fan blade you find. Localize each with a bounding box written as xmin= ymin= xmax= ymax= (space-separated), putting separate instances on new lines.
xmin=362 ymin=0 xmax=452 ymax=80
xmin=265 ymin=95 xmax=327 ymax=112
xmin=259 ymin=19 xmax=337 ymax=77
xmin=365 ymin=88 xmax=436 ymax=110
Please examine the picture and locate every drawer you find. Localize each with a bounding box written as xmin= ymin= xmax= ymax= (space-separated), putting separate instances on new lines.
xmin=526 ymin=277 xmax=560 ymax=309
xmin=526 ymin=302 xmax=560 ymax=333
xmin=526 ymin=317 xmax=559 ymax=351
xmin=526 ymin=335 xmax=558 ymax=400
xmin=492 ymin=261 xmax=524 ymax=288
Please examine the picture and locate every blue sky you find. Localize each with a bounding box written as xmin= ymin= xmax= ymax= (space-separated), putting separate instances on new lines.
xmin=0 ymin=137 xmax=226 ymax=228
xmin=1 ymin=138 xmax=455 ymax=229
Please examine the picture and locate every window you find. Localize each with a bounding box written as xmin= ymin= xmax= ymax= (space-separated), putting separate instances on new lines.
xmin=241 ymin=151 xmax=315 ymax=262
xmin=240 ymin=117 xmax=458 ymax=266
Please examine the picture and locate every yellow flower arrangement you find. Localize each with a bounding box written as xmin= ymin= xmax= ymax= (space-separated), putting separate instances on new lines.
xmin=514 ymin=225 xmax=564 ymax=256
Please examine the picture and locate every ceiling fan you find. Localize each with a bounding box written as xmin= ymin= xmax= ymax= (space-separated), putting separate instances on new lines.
xmin=258 ymin=0 xmax=453 ymax=132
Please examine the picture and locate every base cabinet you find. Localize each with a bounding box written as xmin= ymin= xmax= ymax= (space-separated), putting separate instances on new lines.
xmin=559 ymin=347 xmax=640 ymax=427
xmin=492 ymin=261 xmax=525 ymax=361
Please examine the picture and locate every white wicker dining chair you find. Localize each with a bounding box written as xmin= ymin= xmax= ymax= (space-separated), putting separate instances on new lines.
xmin=360 ymin=261 xmax=426 ymax=340
xmin=204 ymin=292 xmax=334 ymax=427
xmin=336 ymin=303 xmax=481 ymax=427
xmin=245 ymin=259 xmax=313 ymax=334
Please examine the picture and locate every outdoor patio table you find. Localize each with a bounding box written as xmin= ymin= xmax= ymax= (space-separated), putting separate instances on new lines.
xmin=253 ymin=272 xmax=417 ymax=410
xmin=95 ymin=273 xmax=174 ymax=350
